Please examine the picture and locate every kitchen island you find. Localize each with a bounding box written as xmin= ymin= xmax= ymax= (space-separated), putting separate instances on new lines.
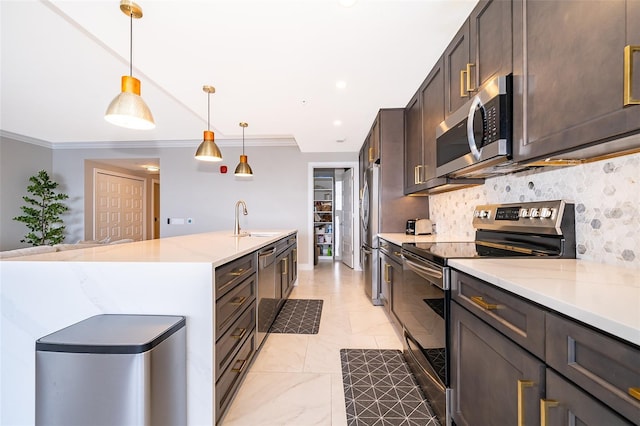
xmin=0 ymin=229 xmax=296 ymax=426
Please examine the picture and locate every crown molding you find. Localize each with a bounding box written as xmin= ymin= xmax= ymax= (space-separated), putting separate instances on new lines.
xmin=1 ymin=130 xmax=298 ymax=150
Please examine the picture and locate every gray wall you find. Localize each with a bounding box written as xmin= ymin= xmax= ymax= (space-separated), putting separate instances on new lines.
xmin=0 ymin=136 xmax=53 ymax=250
xmin=47 ymin=143 xmax=355 ymax=267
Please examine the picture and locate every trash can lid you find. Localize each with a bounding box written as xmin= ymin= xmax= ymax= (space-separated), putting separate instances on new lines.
xmin=36 ymin=314 xmax=186 ymax=354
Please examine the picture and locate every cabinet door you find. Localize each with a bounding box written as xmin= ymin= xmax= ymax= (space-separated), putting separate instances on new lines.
xmin=469 ymin=0 xmax=512 ymax=91
xmin=444 ymin=19 xmax=471 ymax=117
xmin=404 ymin=92 xmax=423 ymax=194
xmin=450 ymin=301 xmax=544 ymax=426
xmin=420 ymin=57 xmax=445 ymax=184
xmin=379 ymin=252 xmax=392 ymax=315
xmin=513 ymin=0 xmax=640 ymax=162
xmin=544 ymin=369 xmax=634 ymax=426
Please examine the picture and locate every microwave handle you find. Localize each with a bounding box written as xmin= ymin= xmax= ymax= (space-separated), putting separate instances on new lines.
xmin=467 ymin=96 xmax=484 ymax=161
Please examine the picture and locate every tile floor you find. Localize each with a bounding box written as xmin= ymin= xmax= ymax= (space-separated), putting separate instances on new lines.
xmin=220 ymin=260 xmax=404 ymax=426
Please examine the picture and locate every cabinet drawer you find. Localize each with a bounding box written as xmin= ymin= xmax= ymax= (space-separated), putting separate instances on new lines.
xmin=216 ymin=274 xmax=256 ymax=337
xmin=215 ymin=303 xmax=256 ymax=381
xmin=379 ymin=239 xmax=402 ymax=263
xmin=544 ymin=369 xmax=634 ymax=426
xmin=215 ymin=252 xmax=256 ymax=298
xmin=451 ymin=270 xmax=545 ymax=359
xmin=215 ymin=333 xmax=255 ymax=423
xmin=546 ymin=313 xmax=640 ymax=423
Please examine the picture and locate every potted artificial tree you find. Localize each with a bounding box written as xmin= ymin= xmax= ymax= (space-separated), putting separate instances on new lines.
xmin=13 ymin=170 xmax=69 ymax=246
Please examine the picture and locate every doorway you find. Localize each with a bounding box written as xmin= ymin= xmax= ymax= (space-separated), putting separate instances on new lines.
xmin=308 ymin=162 xmax=360 ymax=271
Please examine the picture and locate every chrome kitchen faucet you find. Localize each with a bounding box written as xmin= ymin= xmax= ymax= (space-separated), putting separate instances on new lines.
xmin=234 ymin=200 xmax=248 ymax=236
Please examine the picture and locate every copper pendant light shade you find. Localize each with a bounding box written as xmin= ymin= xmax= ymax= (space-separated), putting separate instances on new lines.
xmin=234 ymin=122 xmax=253 ymax=176
xmin=195 ymin=86 xmax=223 ymax=162
xmin=105 ymin=1 xmax=155 ymax=130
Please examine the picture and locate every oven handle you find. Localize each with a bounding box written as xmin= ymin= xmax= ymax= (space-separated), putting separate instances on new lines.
xmin=402 ymin=253 xmax=443 ymax=281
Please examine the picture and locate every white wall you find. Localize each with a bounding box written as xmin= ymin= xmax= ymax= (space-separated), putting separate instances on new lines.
xmin=50 ymin=144 xmax=355 ymax=268
xmin=0 ymin=135 xmax=53 ymax=250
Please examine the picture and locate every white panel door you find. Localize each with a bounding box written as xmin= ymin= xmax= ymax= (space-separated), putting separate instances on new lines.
xmin=94 ymin=170 xmax=146 ymax=241
xmin=341 ymin=168 xmax=354 ymax=268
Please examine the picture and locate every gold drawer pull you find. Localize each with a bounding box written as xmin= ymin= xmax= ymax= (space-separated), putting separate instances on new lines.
xmin=540 ymin=399 xmax=559 ymax=426
xmin=231 ymin=358 xmax=248 ymax=373
xmin=470 ymin=296 xmax=498 ymax=310
xmin=231 ymin=327 xmax=247 ymax=340
xmin=624 ymin=45 xmax=640 ymax=106
xmin=384 ymin=263 xmax=392 ymax=283
xmin=229 ymin=268 xmax=245 ymax=276
xmin=230 ymin=296 xmax=247 ymax=306
xmin=517 ymin=380 xmax=533 ymax=426
xmin=368 ymin=146 xmax=375 ymax=162
xmin=629 ymin=387 xmax=640 ymax=401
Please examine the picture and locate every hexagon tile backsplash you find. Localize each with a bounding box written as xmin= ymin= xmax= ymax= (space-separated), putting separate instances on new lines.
xmin=428 ymin=152 xmax=640 ymax=268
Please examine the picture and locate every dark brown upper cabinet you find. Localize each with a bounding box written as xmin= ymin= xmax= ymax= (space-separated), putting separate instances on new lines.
xmin=404 ymin=58 xmax=445 ymax=194
xmin=512 ymin=0 xmax=640 ymax=163
xmin=444 ymin=0 xmax=513 ymax=118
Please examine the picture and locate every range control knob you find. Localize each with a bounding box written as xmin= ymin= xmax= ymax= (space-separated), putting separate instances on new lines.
xmin=473 ymin=210 xmax=481 ymax=218
xmin=530 ymin=208 xmax=540 ymax=218
xmin=540 ymin=207 xmax=553 ymax=218
xmin=519 ymin=208 xmax=530 ymax=218
xmin=479 ymin=210 xmax=490 ymax=219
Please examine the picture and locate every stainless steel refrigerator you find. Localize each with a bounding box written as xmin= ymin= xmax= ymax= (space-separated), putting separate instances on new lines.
xmin=361 ymin=165 xmax=380 ymax=304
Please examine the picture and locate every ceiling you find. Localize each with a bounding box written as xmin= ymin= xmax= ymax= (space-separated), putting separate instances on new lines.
xmin=1 ymin=0 xmax=478 ymax=153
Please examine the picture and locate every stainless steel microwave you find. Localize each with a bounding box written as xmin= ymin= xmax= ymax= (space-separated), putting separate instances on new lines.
xmin=435 ymin=75 xmax=512 ymax=178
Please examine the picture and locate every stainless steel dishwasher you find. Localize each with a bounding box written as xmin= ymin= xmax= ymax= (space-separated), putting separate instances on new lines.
xmin=256 ymin=245 xmax=278 ymax=347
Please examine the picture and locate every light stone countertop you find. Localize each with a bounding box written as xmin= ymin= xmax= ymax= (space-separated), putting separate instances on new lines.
xmin=4 ymin=229 xmax=297 ymax=267
xmin=449 ymin=258 xmax=640 ymax=347
xmin=377 ymin=232 xmax=473 ymax=246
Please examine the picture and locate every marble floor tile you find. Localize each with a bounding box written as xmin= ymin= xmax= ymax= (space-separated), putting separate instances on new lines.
xmin=221 ymin=261 xmax=403 ymax=425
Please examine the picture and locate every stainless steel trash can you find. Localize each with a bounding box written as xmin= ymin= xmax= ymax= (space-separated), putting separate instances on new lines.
xmin=35 ymin=314 xmax=186 ymax=426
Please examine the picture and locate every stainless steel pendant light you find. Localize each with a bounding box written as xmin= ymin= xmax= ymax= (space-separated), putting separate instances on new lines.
xmin=234 ymin=122 xmax=253 ymax=176
xmin=194 ymin=85 xmax=223 ymax=161
xmin=105 ymin=0 xmax=155 ymax=130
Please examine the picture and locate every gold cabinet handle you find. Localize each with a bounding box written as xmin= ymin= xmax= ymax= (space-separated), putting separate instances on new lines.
xmin=231 ymin=358 xmax=248 ymax=373
xmin=517 ymin=380 xmax=534 ymax=426
xmin=624 ymin=45 xmax=640 ymax=106
xmin=470 ymin=296 xmax=498 ymax=310
xmin=540 ymin=399 xmax=559 ymax=426
xmin=460 ymin=69 xmax=468 ymax=97
xmin=466 ymin=63 xmax=476 ymax=93
xmin=229 ymin=268 xmax=245 ymax=276
xmin=282 ymin=257 xmax=288 ymax=274
xmin=629 ymin=387 xmax=640 ymax=401
xmin=292 ymin=248 xmax=297 ymax=260
xmin=230 ymin=296 xmax=247 ymax=306
xmin=231 ymin=327 xmax=247 ymax=340
xmin=384 ymin=263 xmax=392 ymax=283
xmin=368 ymin=146 xmax=375 ymax=162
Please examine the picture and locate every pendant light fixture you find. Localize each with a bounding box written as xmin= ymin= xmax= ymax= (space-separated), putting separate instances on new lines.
xmin=105 ymin=0 xmax=155 ymax=130
xmin=194 ymin=85 xmax=223 ymax=161
xmin=234 ymin=122 xmax=253 ymax=176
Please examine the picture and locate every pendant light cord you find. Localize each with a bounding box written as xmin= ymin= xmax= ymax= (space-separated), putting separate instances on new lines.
xmin=207 ymin=93 xmax=211 ymax=131
xmin=129 ymin=11 xmax=133 ymax=76
xmin=242 ymin=126 xmax=245 ymax=155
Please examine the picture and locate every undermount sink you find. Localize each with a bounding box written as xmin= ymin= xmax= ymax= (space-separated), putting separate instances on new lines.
xmin=248 ymin=232 xmax=280 ymax=237
xmin=233 ymin=231 xmax=280 ymax=238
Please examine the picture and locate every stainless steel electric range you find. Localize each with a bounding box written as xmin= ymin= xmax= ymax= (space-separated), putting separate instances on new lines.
xmin=398 ymin=200 xmax=576 ymax=425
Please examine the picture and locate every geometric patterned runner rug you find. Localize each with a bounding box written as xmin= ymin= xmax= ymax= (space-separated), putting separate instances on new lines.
xmin=340 ymin=349 xmax=440 ymax=426
xmin=269 ymin=299 xmax=323 ymax=334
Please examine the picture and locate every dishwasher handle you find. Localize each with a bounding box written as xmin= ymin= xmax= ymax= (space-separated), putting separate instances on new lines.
xmin=401 ymin=251 xmax=446 ymax=290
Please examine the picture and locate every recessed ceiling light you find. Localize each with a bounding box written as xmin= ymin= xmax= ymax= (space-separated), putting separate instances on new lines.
xmin=336 ymin=80 xmax=347 ymax=89
xmin=145 ymin=165 xmax=159 ymax=172
xmin=336 ymin=138 xmax=346 ymax=143
xmin=333 ymin=120 xmax=342 ymax=126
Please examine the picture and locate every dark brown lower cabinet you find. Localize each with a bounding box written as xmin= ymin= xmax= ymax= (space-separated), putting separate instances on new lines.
xmin=450 ymin=300 xmax=544 ymax=426
xmin=544 ymin=369 xmax=634 ymax=426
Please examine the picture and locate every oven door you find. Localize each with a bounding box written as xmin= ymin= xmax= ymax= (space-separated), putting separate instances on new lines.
xmin=399 ymin=250 xmax=449 ymax=424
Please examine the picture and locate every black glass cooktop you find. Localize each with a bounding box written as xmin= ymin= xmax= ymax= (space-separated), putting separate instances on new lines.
xmin=402 ymin=240 xmax=540 ymax=266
